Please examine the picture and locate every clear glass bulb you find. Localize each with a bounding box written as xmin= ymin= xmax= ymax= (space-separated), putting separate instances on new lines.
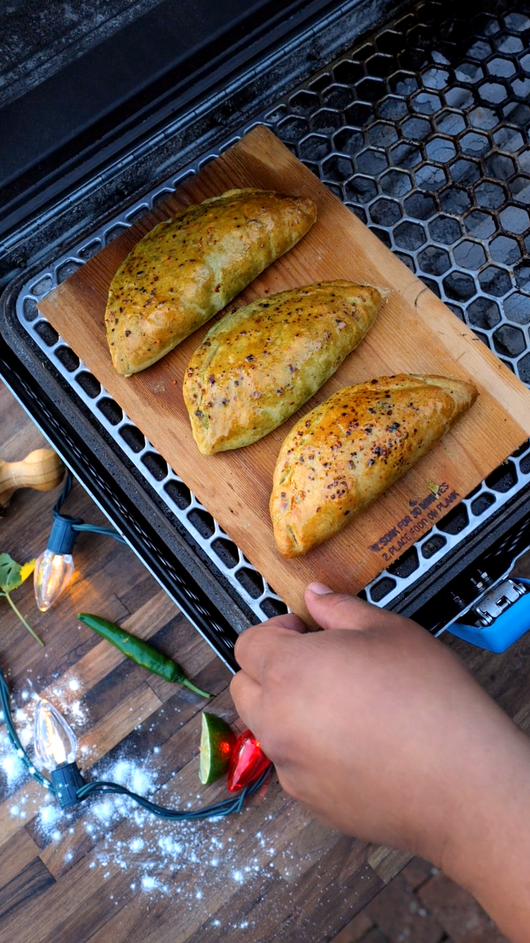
xmin=34 ymin=699 xmax=77 ymax=770
xmin=34 ymin=549 xmax=74 ymax=611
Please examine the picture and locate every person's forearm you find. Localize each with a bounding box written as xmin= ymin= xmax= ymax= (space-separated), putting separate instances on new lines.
xmin=231 ymin=587 xmax=530 ymax=942
xmin=440 ymin=723 xmax=530 ymax=942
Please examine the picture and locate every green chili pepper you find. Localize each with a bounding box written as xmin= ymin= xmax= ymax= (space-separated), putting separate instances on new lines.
xmin=77 ymin=613 xmax=210 ymax=698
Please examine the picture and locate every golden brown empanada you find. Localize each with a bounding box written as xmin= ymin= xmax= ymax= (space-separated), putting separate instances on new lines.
xmin=270 ymin=374 xmax=478 ymax=557
xmin=184 ymin=281 xmax=383 ymax=455
xmin=105 ymin=188 xmax=317 ymax=375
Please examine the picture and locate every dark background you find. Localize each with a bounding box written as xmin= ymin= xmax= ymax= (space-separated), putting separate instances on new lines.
xmin=0 ymin=0 xmax=339 ymax=234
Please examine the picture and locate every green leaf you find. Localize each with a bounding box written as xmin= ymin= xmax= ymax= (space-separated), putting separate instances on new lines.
xmin=0 ymin=553 xmax=36 ymax=594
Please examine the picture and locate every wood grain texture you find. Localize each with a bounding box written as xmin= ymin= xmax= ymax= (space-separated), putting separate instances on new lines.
xmin=3 ymin=379 xmax=530 ymax=942
xmin=0 ymin=378 xmax=392 ymax=943
xmin=38 ymin=124 xmax=530 ymax=622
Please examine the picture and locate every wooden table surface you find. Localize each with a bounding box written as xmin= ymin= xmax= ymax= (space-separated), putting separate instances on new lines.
xmin=2 ymin=376 xmax=530 ymax=943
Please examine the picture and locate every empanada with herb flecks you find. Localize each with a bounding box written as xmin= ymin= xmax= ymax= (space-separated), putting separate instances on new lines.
xmin=105 ymin=188 xmax=317 ymax=375
xmin=184 ymin=281 xmax=384 ymax=455
xmin=270 ymin=374 xmax=478 ymax=557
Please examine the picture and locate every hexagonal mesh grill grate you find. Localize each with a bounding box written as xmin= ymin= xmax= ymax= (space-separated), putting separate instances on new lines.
xmin=14 ymin=0 xmax=530 ymax=618
xmin=270 ymin=2 xmax=530 ymax=389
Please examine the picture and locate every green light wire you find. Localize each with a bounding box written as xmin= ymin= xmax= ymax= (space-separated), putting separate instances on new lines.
xmin=1 ymin=470 xmax=271 ymax=816
xmin=0 ymin=661 xmax=271 ymax=818
xmin=53 ymin=470 xmax=126 ymax=544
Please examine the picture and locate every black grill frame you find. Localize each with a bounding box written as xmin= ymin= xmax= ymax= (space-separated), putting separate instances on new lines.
xmin=3 ymin=0 xmax=530 ymax=667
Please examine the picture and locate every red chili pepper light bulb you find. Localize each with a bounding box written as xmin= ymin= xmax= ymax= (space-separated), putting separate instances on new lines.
xmin=227 ymin=729 xmax=272 ymax=792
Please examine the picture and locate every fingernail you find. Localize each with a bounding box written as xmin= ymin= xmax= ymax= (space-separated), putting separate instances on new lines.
xmin=308 ymin=582 xmax=334 ymax=595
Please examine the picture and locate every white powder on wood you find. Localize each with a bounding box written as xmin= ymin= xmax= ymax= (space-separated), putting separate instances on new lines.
xmin=1 ymin=680 xmax=304 ymax=921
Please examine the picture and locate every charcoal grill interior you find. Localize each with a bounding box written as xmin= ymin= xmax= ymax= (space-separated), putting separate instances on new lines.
xmin=3 ymin=0 xmax=530 ymax=667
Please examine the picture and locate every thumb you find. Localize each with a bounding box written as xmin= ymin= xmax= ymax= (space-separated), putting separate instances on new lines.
xmin=305 ymin=582 xmax=385 ymax=632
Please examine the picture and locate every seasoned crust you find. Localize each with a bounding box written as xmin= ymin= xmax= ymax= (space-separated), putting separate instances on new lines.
xmin=105 ymin=189 xmax=317 ymax=376
xmin=184 ymin=281 xmax=384 ymax=454
xmin=270 ymin=374 xmax=478 ymax=557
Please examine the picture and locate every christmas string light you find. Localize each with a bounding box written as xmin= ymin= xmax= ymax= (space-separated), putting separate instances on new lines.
xmin=5 ymin=468 xmax=272 ymax=821
xmin=34 ymin=471 xmax=126 ymax=611
xmin=0 ymin=668 xmax=51 ymax=792
xmin=0 ymin=661 xmax=271 ymax=817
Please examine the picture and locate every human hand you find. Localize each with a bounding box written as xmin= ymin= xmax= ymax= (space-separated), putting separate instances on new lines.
xmin=230 ymin=584 xmax=530 ymax=939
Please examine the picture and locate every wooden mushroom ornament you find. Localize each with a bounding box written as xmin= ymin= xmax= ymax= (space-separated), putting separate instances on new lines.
xmin=0 ymin=449 xmax=64 ymax=514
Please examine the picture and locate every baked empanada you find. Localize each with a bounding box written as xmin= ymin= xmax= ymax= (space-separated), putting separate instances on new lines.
xmin=184 ymin=281 xmax=383 ymax=455
xmin=270 ymin=374 xmax=478 ymax=557
xmin=105 ymin=189 xmax=317 ymax=375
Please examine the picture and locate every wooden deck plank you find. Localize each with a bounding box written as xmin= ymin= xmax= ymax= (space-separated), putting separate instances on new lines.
xmin=0 ymin=828 xmax=42 ymax=891
xmin=0 ymin=857 xmax=55 ymax=934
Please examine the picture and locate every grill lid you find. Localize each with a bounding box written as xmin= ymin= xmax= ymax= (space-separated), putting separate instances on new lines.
xmin=0 ymin=0 xmax=351 ymax=244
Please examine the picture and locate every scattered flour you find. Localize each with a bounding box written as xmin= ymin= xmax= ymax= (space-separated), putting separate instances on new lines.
xmin=0 ymin=734 xmax=27 ymax=789
xmin=1 ymin=675 xmax=88 ymax=795
xmin=1 ymin=676 xmax=301 ymax=924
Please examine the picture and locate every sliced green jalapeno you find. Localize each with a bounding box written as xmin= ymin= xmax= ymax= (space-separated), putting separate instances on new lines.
xmin=77 ymin=613 xmax=210 ymax=698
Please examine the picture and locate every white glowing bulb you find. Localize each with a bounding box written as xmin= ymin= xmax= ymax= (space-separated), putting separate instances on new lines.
xmin=34 ymin=515 xmax=79 ymax=612
xmin=34 ymin=699 xmax=77 ymax=770
xmin=34 ymin=550 xmax=74 ymax=612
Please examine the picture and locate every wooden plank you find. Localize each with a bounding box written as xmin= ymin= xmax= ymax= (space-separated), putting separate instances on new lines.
xmin=2 ymin=851 xmax=135 ymax=943
xmin=39 ymin=125 xmax=530 ymax=622
xmin=0 ymin=858 xmax=55 ymax=931
xmin=0 ymin=783 xmax=44 ymax=852
xmin=368 ymin=845 xmax=413 ymax=883
xmin=77 ymin=682 xmax=163 ymax=765
xmin=0 ymin=829 xmax=42 ymax=891
xmin=217 ymin=839 xmax=379 ymax=943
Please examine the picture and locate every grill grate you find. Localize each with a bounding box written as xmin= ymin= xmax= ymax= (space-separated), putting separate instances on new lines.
xmin=12 ymin=0 xmax=530 ymax=617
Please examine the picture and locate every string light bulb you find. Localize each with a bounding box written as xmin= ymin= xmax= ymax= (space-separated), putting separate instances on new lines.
xmin=34 ymin=470 xmax=126 ymax=611
xmin=33 ymin=698 xmax=85 ymax=807
xmin=34 ymin=698 xmax=77 ymax=767
xmin=34 ymin=515 xmax=80 ymax=611
xmin=4 ymin=465 xmax=272 ymax=817
xmin=1 ymin=658 xmax=271 ymax=818
xmin=227 ymin=730 xmax=272 ymax=792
